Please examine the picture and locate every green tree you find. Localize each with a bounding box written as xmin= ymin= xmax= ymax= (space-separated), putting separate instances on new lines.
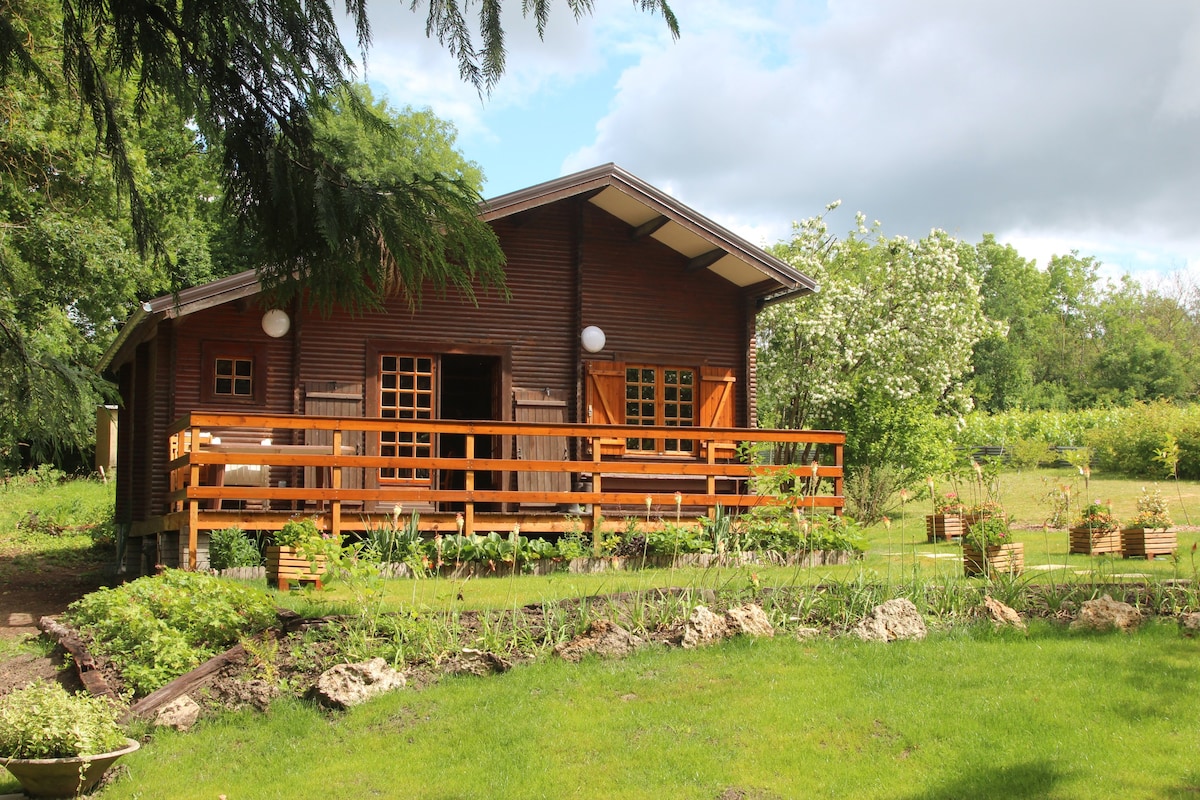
xmin=1 ymin=0 xmax=679 ymax=310
xmin=758 ymin=208 xmax=995 ymax=492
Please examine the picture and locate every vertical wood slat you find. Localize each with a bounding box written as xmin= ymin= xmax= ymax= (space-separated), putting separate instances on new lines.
xmin=514 ymin=389 xmax=570 ymax=500
xmin=464 ymin=434 xmax=475 ymax=535
xmin=331 ymin=429 xmax=342 ymax=540
xmin=304 ymin=382 xmax=363 ymax=509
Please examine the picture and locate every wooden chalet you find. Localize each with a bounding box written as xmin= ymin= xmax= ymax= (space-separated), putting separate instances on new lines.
xmin=99 ymin=164 xmax=845 ymax=572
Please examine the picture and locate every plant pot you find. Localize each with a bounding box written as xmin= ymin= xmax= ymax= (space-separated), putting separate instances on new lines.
xmin=925 ymin=513 xmax=964 ymax=542
xmin=1 ymin=737 xmax=139 ymax=798
xmin=962 ymin=542 xmax=1024 ymax=577
xmin=1068 ymin=526 xmax=1121 ymax=555
xmin=265 ymin=545 xmax=326 ymax=590
xmin=1120 ymin=527 xmax=1177 ymax=559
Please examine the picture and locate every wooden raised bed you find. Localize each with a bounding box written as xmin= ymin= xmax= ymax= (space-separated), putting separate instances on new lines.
xmin=1120 ymin=527 xmax=1177 ymax=559
xmin=963 ymin=542 xmax=1024 ymax=577
xmin=926 ymin=514 xmax=964 ymax=542
xmin=1069 ymin=526 xmax=1121 ymax=555
xmin=265 ymin=546 xmax=325 ymax=591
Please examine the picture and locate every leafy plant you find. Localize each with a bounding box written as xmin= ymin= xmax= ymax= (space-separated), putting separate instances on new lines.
xmin=963 ymin=515 xmax=1012 ymax=550
xmin=67 ymin=570 xmax=278 ymax=695
xmin=1073 ymin=501 xmax=1119 ymax=532
xmin=0 ymin=680 xmax=126 ymax=759
xmin=209 ymin=527 xmax=263 ymax=570
xmin=275 ymin=518 xmax=323 ymax=549
xmin=1129 ymin=486 xmax=1172 ymax=530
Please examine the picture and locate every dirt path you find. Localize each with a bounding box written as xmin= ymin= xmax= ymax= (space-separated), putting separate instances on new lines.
xmin=0 ymin=558 xmax=109 ymax=694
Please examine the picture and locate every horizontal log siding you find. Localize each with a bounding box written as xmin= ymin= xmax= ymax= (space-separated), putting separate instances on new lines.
xmin=580 ymin=203 xmax=748 ymax=426
xmin=294 ymin=204 xmax=577 ymax=406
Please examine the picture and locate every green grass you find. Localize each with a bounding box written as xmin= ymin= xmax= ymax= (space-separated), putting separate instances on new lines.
xmin=71 ymin=619 xmax=1200 ymax=800
xmin=0 ymin=470 xmax=115 ymax=569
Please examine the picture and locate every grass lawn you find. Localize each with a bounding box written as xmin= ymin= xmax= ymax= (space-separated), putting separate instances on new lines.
xmin=80 ymin=620 xmax=1200 ymax=800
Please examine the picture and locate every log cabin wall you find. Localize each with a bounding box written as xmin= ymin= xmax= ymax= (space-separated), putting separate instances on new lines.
xmin=578 ymin=202 xmax=748 ymax=426
xmin=294 ymin=201 xmax=578 ymax=406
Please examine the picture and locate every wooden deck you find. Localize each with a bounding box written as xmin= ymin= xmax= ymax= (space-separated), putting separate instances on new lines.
xmin=155 ymin=412 xmax=845 ymax=569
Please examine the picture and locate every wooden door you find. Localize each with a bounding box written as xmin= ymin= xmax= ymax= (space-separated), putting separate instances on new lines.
xmin=514 ymin=389 xmax=570 ymax=506
xmin=303 ymin=382 xmax=364 ymax=502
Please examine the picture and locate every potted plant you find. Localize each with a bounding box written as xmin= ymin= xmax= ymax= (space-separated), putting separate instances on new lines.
xmin=1069 ymin=501 xmax=1121 ymax=555
xmin=1121 ymin=486 xmax=1177 ymax=559
xmin=266 ymin=517 xmax=329 ymax=590
xmin=0 ymin=680 xmax=138 ymax=798
xmin=926 ymin=489 xmax=965 ymax=542
xmin=962 ymin=514 xmax=1023 ymax=577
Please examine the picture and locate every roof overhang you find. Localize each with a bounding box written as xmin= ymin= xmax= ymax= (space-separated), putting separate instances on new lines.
xmin=481 ymin=163 xmax=817 ymax=296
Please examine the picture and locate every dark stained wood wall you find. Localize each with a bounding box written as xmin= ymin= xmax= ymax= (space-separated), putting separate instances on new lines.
xmin=135 ymin=195 xmax=763 ymax=514
xmin=579 ymin=202 xmax=748 ymax=427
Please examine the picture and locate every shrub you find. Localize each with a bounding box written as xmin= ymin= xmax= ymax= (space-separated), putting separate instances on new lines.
xmin=209 ymin=527 xmax=262 ymax=570
xmin=67 ymin=570 xmax=277 ymax=695
xmin=0 ymin=680 xmax=126 ymax=759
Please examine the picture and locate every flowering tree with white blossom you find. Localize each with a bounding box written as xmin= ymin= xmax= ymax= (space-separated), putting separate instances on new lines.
xmin=758 ymin=206 xmax=998 ymax=488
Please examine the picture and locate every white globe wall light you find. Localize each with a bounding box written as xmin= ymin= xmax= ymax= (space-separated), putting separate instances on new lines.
xmin=261 ymin=309 xmax=291 ymax=338
xmin=581 ymin=325 xmax=606 ymax=353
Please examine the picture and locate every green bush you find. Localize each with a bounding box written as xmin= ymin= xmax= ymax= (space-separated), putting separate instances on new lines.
xmin=0 ymin=680 xmax=126 ymax=758
xmin=66 ymin=570 xmax=278 ymax=695
xmin=209 ymin=527 xmax=263 ymax=570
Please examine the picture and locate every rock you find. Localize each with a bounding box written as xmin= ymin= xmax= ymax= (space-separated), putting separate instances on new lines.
xmin=1181 ymin=612 xmax=1200 ymax=637
xmin=853 ymin=598 xmax=927 ymax=642
xmin=795 ymin=627 xmax=822 ymax=640
xmin=554 ymin=620 xmax=644 ymax=662
xmin=311 ymin=658 xmax=406 ymax=709
xmin=441 ymin=648 xmax=512 ymax=676
xmin=981 ymin=596 xmax=1026 ymax=630
xmin=155 ymin=695 xmax=201 ymax=731
xmin=1071 ymin=595 xmax=1142 ymax=633
xmin=724 ymin=604 xmax=774 ymax=638
xmin=680 ymin=605 xmax=729 ymax=649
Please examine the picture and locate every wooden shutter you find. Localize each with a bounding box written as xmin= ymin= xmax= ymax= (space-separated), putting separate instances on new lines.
xmin=514 ymin=389 xmax=570 ymax=503
xmin=585 ymin=361 xmax=626 ymax=456
xmin=699 ymin=366 xmax=737 ymax=459
xmin=303 ymin=382 xmax=364 ymax=499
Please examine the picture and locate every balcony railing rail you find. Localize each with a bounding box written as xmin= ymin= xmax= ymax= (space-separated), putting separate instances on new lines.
xmin=164 ymin=412 xmax=845 ymax=569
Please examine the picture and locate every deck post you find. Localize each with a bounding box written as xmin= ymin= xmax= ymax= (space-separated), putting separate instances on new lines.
xmin=590 ymin=436 xmax=602 ymax=553
xmin=464 ymin=434 xmax=475 ymax=535
xmin=834 ymin=442 xmax=845 ymax=516
xmin=706 ymin=435 xmax=717 ymax=516
xmin=187 ymin=500 xmax=198 ymax=570
xmin=330 ymin=430 xmax=343 ymax=540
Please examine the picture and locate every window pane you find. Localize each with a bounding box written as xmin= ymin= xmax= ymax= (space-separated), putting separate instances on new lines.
xmin=234 ymin=379 xmax=251 ymax=395
xmin=215 ymin=378 xmax=232 ymax=394
xmin=235 ymin=361 xmax=252 ymax=377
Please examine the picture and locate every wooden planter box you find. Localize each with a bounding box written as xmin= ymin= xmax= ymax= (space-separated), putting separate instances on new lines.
xmin=1068 ymin=526 xmax=1121 ymax=555
xmin=926 ymin=514 xmax=964 ymax=542
xmin=1120 ymin=527 xmax=1177 ymax=559
xmin=963 ymin=542 xmax=1024 ymax=577
xmin=265 ymin=546 xmax=326 ymax=591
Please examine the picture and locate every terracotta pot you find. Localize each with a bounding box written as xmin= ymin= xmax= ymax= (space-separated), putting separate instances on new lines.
xmin=1 ymin=737 xmax=139 ymax=798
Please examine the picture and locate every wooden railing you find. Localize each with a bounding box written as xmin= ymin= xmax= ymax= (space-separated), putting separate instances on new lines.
xmin=165 ymin=412 xmax=845 ymax=568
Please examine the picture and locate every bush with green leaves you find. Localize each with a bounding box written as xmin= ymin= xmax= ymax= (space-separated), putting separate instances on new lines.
xmin=209 ymin=527 xmax=263 ymax=570
xmin=0 ymin=680 xmax=126 ymax=758
xmin=66 ymin=570 xmax=278 ymax=695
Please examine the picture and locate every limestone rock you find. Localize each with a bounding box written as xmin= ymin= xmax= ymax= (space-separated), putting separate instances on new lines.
xmin=554 ymin=620 xmax=644 ymax=662
xmin=311 ymin=657 xmax=406 ymax=709
xmin=795 ymin=627 xmax=822 ymax=640
xmin=680 ymin=605 xmax=728 ymax=649
xmin=981 ymin=596 xmax=1026 ymax=630
xmin=1071 ymin=595 xmax=1142 ymax=633
xmin=1180 ymin=612 xmax=1200 ymax=637
xmin=155 ymin=695 xmax=201 ymax=731
xmin=442 ymin=648 xmax=512 ymax=676
xmin=853 ymin=598 xmax=927 ymax=642
xmin=724 ymin=604 xmax=774 ymax=638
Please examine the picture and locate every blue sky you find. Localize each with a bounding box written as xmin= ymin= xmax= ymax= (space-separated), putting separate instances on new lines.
xmin=355 ymin=0 xmax=1200 ymax=288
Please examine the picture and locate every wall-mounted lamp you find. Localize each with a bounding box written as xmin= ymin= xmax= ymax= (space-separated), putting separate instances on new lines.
xmin=261 ymin=309 xmax=291 ymax=338
xmin=581 ymin=325 xmax=606 ymax=353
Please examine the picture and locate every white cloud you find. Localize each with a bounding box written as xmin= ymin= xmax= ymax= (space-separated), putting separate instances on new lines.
xmin=564 ymin=0 xmax=1200 ymax=277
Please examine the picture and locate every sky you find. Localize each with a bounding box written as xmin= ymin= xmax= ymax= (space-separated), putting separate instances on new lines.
xmin=353 ymin=0 xmax=1200 ymax=286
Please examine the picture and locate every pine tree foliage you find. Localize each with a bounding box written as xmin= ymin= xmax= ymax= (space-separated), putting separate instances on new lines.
xmin=0 ymin=0 xmax=679 ymax=310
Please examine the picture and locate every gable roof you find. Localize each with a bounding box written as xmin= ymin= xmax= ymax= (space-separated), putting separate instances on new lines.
xmin=99 ymin=164 xmax=815 ymax=372
xmin=483 ymin=163 xmax=816 ymax=297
